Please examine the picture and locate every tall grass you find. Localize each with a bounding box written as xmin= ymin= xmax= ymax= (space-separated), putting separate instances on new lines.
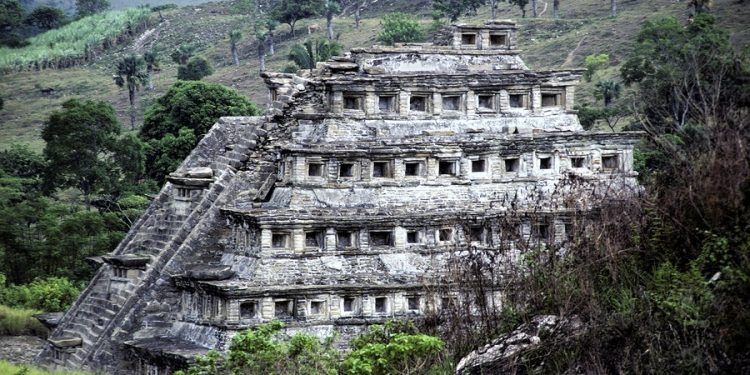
xmin=0 ymin=305 xmax=48 ymax=337
xmin=0 ymin=8 xmax=152 ymax=71
xmin=0 ymin=361 xmax=92 ymax=375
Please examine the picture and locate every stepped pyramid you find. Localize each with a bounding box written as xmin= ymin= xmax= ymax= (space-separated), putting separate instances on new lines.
xmin=36 ymin=20 xmax=640 ymax=374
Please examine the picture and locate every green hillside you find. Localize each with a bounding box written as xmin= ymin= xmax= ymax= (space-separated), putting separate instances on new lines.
xmin=0 ymin=0 xmax=748 ymax=151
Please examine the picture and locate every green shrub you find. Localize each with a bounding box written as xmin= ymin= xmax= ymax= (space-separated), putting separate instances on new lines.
xmin=177 ymin=56 xmax=213 ymax=81
xmin=0 ymin=275 xmax=81 ymax=312
xmin=344 ymin=321 xmax=445 ymax=375
xmin=0 ymin=360 xmax=92 ymax=374
xmin=176 ymin=320 xmax=340 ymax=375
xmin=0 ymin=305 xmax=48 ymax=336
xmin=377 ymin=13 xmax=424 ymax=45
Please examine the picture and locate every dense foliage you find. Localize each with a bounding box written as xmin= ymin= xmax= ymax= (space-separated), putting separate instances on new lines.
xmin=177 ymin=321 xmax=447 ymax=375
xmin=450 ymin=13 xmax=750 ymax=374
xmin=288 ymin=39 xmax=343 ymax=70
xmin=25 ymin=6 xmax=68 ymax=31
xmin=140 ymin=81 xmax=259 ymax=181
xmin=75 ymin=0 xmax=111 ymax=18
xmin=177 ymin=56 xmax=214 ymax=81
xmin=0 ymin=274 xmax=80 ymax=312
xmin=376 ymin=13 xmax=424 ymax=45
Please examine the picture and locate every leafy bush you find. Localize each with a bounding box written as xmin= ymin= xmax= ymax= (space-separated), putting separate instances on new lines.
xmin=344 ymin=323 xmax=445 ymax=375
xmin=377 ymin=13 xmax=424 ymax=45
xmin=176 ymin=320 xmax=340 ymax=375
xmin=0 ymin=360 xmax=92 ymax=374
xmin=177 ymin=56 xmax=214 ymax=81
xmin=0 ymin=274 xmax=80 ymax=312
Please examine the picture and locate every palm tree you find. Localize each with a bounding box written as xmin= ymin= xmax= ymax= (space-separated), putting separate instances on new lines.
xmin=229 ymin=30 xmax=242 ymax=66
xmin=610 ymin=0 xmax=617 ymax=17
xmin=265 ymin=18 xmax=278 ymax=56
xmin=323 ymin=0 xmax=341 ymax=41
xmin=594 ymin=80 xmax=622 ymax=107
xmin=553 ymin=0 xmax=560 ymax=18
xmin=144 ymin=50 xmax=158 ymax=90
xmin=288 ymin=39 xmax=342 ymax=70
xmin=114 ymin=54 xmax=148 ymax=130
xmin=256 ymin=30 xmax=267 ymax=73
xmin=171 ymin=43 xmax=195 ymax=65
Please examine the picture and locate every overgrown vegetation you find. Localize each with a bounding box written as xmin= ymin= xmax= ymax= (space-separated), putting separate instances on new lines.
xmin=0 ymin=305 xmax=48 ymax=336
xmin=0 ymin=361 xmax=92 ymax=375
xmin=440 ymin=13 xmax=750 ymax=374
xmin=0 ymin=7 xmax=151 ymax=71
xmin=177 ymin=320 xmax=448 ymax=375
xmin=377 ymin=13 xmax=425 ymax=45
xmin=139 ymin=80 xmax=260 ymax=182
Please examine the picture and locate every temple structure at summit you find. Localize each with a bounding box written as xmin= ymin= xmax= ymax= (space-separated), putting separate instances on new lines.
xmin=36 ymin=20 xmax=640 ymax=374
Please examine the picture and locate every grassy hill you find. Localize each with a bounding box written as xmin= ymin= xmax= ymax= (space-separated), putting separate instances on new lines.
xmin=0 ymin=0 xmax=748 ymax=151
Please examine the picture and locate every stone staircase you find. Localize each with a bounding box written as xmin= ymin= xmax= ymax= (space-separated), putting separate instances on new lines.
xmin=36 ymin=117 xmax=267 ymax=372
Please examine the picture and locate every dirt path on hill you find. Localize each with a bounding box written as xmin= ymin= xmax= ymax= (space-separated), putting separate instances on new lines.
xmin=562 ymin=35 xmax=587 ymax=67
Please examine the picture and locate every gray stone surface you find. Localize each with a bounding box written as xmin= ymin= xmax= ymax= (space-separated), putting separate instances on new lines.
xmin=0 ymin=336 xmax=45 ymax=364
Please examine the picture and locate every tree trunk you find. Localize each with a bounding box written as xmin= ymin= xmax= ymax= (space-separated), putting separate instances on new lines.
xmin=521 ymin=8 xmax=526 ymax=18
xmin=147 ymin=66 xmax=154 ymax=90
xmin=532 ymin=0 xmax=538 ymax=17
xmin=289 ymin=21 xmax=295 ymax=37
xmin=326 ymin=12 xmax=334 ymax=40
xmin=268 ymin=31 xmax=275 ymax=55
xmin=231 ymin=44 xmax=240 ymax=66
xmin=490 ymin=0 xmax=497 ymax=19
xmin=128 ymin=87 xmax=136 ymax=130
xmin=258 ymin=44 xmax=266 ymax=73
xmin=355 ymin=5 xmax=360 ymax=30
xmin=553 ymin=0 xmax=560 ymax=18
xmin=610 ymin=0 xmax=616 ymax=17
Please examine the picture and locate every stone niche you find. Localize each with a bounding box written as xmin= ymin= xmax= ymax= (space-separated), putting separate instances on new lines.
xmin=103 ymin=254 xmax=150 ymax=282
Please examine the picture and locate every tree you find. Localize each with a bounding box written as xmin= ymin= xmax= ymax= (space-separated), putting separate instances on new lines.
xmin=0 ymin=144 xmax=45 ymax=179
xmin=288 ymin=39 xmax=343 ymax=70
xmin=508 ymin=0 xmax=530 ymax=17
xmin=432 ymin=0 xmax=485 ymax=22
xmin=271 ymin=0 xmax=320 ymax=37
xmin=553 ymin=0 xmax=560 ymax=18
xmin=25 ymin=5 xmax=67 ymax=30
xmin=177 ymin=56 xmax=213 ymax=80
xmin=265 ymin=18 xmax=278 ymax=55
xmin=583 ymin=53 xmax=609 ymax=82
xmin=256 ymin=29 xmax=268 ymax=73
xmin=610 ymin=0 xmax=616 ymax=17
xmin=170 ymin=43 xmax=195 ymax=65
xmin=139 ymin=81 xmax=260 ymax=181
xmin=41 ymin=99 xmax=121 ymax=208
xmin=323 ymin=0 xmax=341 ymax=41
xmin=594 ymin=80 xmax=622 ymax=107
xmin=114 ymin=54 xmax=148 ymax=130
xmin=144 ymin=50 xmax=158 ymax=91
xmin=688 ymin=0 xmax=713 ymax=13
xmin=531 ymin=0 xmax=538 ymax=17
xmin=354 ymin=0 xmax=362 ymax=29
xmin=229 ymin=30 xmax=241 ymax=66
xmin=75 ymin=0 xmax=110 ymax=18
xmin=377 ymin=12 xmax=424 ymax=45
xmin=0 ymin=0 xmax=24 ymax=31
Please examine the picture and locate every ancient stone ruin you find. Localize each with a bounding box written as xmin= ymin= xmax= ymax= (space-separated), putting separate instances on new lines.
xmin=36 ymin=21 xmax=640 ymax=374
